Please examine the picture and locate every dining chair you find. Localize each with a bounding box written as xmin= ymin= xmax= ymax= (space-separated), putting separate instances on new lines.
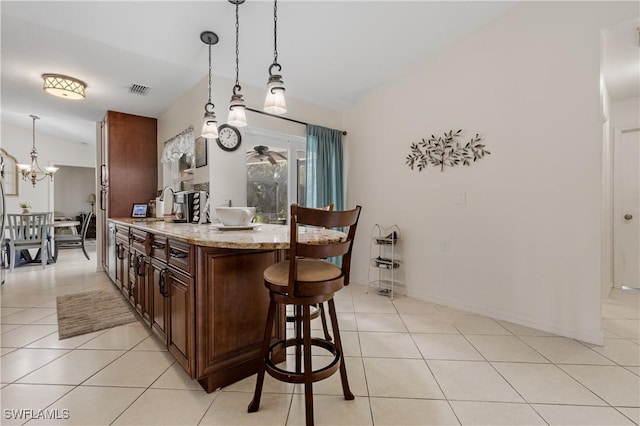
xmin=248 ymin=204 xmax=361 ymax=426
xmin=54 ymin=211 xmax=92 ymax=261
xmin=7 ymin=212 xmax=50 ymax=271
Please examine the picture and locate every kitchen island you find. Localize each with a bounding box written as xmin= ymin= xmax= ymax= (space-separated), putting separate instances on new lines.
xmin=107 ymin=218 xmax=344 ymax=392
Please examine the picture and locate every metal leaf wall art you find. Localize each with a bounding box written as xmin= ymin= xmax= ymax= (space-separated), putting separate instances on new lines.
xmin=405 ymin=129 xmax=490 ymax=172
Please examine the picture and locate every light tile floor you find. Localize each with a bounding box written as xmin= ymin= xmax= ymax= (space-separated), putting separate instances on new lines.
xmin=1 ymin=242 xmax=638 ymax=425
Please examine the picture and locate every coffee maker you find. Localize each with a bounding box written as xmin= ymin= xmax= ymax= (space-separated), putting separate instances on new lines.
xmin=172 ymin=191 xmax=191 ymax=223
xmin=172 ymin=191 xmax=208 ymax=224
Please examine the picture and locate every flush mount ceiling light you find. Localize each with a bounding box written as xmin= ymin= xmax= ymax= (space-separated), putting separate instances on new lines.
xmin=264 ymin=0 xmax=286 ymax=114
xmin=16 ymin=115 xmax=59 ymax=187
xmin=200 ymin=30 xmax=220 ymax=139
xmin=42 ymin=74 xmax=86 ymax=100
xmin=227 ymin=0 xmax=247 ymax=127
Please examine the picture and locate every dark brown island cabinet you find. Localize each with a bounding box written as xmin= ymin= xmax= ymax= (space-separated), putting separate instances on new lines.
xmin=111 ymin=223 xmax=286 ymax=392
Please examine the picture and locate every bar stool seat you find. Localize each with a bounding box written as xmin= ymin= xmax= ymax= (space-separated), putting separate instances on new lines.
xmin=248 ymin=204 xmax=362 ymax=426
xmin=264 ymin=259 xmax=341 ymax=286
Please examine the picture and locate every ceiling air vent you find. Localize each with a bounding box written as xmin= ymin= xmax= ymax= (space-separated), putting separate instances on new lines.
xmin=128 ymin=83 xmax=150 ymax=96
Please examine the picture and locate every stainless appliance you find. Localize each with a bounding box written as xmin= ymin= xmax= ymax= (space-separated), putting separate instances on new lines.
xmin=172 ymin=191 xmax=208 ymax=224
xmin=0 ymin=154 xmax=6 ymax=284
xmin=172 ymin=191 xmax=191 ymax=223
xmin=107 ymin=222 xmax=116 ymax=281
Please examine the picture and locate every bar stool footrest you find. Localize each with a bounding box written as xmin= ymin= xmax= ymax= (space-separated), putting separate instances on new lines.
xmin=265 ymin=337 xmax=341 ymax=384
xmin=286 ymin=304 xmax=322 ymax=323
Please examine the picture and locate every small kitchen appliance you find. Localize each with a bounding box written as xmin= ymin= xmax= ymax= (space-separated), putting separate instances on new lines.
xmin=173 ymin=191 xmax=209 ymax=224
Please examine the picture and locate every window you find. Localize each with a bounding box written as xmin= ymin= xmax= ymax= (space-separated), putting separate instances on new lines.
xmin=246 ymin=130 xmax=305 ymax=224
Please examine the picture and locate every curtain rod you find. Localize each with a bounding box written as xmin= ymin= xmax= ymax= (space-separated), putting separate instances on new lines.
xmin=246 ymin=107 xmax=347 ymax=136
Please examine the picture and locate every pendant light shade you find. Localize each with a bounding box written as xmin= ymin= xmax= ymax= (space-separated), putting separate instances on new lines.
xmin=228 ymin=91 xmax=247 ymax=127
xmin=227 ymin=0 xmax=247 ymax=127
xmin=200 ymin=31 xmax=219 ymax=139
xmin=264 ymin=66 xmax=286 ymax=114
xmin=264 ymin=0 xmax=286 ymax=115
xmin=201 ymin=107 xmax=219 ymax=139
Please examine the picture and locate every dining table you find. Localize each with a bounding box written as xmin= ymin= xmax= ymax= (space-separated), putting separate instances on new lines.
xmin=52 ymin=219 xmax=80 ymax=235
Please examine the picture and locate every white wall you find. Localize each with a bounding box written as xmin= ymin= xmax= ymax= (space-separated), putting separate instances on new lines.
xmin=601 ymin=81 xmax=613 ymax=298
xmin=157 ymin=73 xmax=342 ymax=209
xmin=1 ymin=122 xmax=96 ymax=214
xmin=610 ymin=97 xmax=640 ymax=129
xmin=53 ymin=166 xmax=96 ymax=218
xmin=343 ymin=2 xmax=638 ymax=344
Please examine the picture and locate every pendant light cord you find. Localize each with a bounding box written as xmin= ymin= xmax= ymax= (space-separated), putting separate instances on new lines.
xmin=272 ymin=0 xmax=278 ymax=66
xmin=30 ymin=115 xmax=38 ymax=150
xmin=234 ymin=1 xmax=241 ymax=91
xmin=208 ymin=42 xmax=213 ymax=104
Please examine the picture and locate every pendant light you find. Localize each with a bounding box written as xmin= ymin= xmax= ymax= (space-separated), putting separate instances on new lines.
xmin=264 ymin=0 xmax=286 ymax=114
xmin=200 ymin=31 xmax=220 ymax=139
xmin=227 ymin=0 xmax=247 ymax=127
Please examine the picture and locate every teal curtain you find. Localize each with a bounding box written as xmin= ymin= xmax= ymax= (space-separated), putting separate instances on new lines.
xmin=305 ymin=125 xmax=344 ymax=211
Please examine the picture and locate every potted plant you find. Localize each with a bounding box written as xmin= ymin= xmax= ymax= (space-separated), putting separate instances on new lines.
xmin=19 ymin=200 xmax=31 ymax=214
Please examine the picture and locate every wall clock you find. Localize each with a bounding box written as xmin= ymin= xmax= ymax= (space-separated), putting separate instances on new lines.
xmin=216 ymin=124 xmax=242 ymax=152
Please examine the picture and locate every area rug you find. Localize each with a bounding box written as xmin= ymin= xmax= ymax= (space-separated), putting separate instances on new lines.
xmin=56 ymin=289 xmax=138 ymax=339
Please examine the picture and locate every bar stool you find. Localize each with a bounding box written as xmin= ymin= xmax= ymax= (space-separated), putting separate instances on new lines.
xmin=286 ymin=203 xmax=334 ymax=342
xmin=248 ymin=204 xmax=362 ymax=426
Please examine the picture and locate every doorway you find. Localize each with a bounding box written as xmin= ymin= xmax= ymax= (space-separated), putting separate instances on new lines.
xmin=53 ymin=165 xmax=97 ymax=221
xmin=613 ymin=128 xmax=640 ymax=290
xmin=244 ymin=128 xmax=306 ymax=225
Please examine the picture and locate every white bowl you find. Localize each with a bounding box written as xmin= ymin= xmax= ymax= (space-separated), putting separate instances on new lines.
xmin=215 ymin=207 xmax=256 ymax=226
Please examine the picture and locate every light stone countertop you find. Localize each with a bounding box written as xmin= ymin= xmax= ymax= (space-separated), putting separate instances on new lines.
xmin=109 ymin=218 xmax=346 ymax=249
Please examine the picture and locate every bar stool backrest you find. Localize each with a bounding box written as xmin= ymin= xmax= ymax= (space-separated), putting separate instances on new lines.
xmin=288 ymin=204 xmax=361 ymax=297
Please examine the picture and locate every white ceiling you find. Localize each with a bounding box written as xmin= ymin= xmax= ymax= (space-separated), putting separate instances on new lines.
xmin=1 ymin=1 xmax=638 ymax=146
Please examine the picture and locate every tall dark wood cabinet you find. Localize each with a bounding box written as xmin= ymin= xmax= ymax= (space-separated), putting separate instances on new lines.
xmin=100 ymin=111 xmax=157 ymax=273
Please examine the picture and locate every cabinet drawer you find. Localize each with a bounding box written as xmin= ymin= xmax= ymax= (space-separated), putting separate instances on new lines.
xmin=168 ymin=239 xmax=193 ymax=275
xmin=115 ymin=225 xmax=130 ymax=243
xmin=131 ymin=229 xmax=149 ymax=254
xmin=150 ymin=235 xmax=168 ymax=262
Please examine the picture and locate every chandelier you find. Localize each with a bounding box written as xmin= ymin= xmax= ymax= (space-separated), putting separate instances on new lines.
xmin=16 ymin=115 xmax=59 ymax=187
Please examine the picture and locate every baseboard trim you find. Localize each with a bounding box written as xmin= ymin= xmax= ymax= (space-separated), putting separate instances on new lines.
xmin=402 ymin=288 xmax=604 ymax=346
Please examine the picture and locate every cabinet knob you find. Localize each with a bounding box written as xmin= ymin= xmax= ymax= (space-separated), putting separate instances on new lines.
xmin=624 ymin=214 xmax=633 ymax=221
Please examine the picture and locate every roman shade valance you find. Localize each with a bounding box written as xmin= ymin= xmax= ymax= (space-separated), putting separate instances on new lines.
xmin=161 ymin=126 xmax=195 ymax=163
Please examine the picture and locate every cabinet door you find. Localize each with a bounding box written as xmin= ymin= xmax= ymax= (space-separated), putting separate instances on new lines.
xmin=195 ymin=249 xmax=285 ymax=380
xmin=113 ymin=241 xmax=123 ymax=290
xmin=131 ymin=251 xmax=149 ymax=324
xmin=115 ymin=242 xmax=130 ymax=294
xmin=106 ymin=111 xmax=158 ymax=218
xmin=148 ymin=258 xmax=168 ymax=344
xmin=166 ymin=269 xmax=194 ymax=377
xmin=124 ymin=250 xmax=134 ymax=299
